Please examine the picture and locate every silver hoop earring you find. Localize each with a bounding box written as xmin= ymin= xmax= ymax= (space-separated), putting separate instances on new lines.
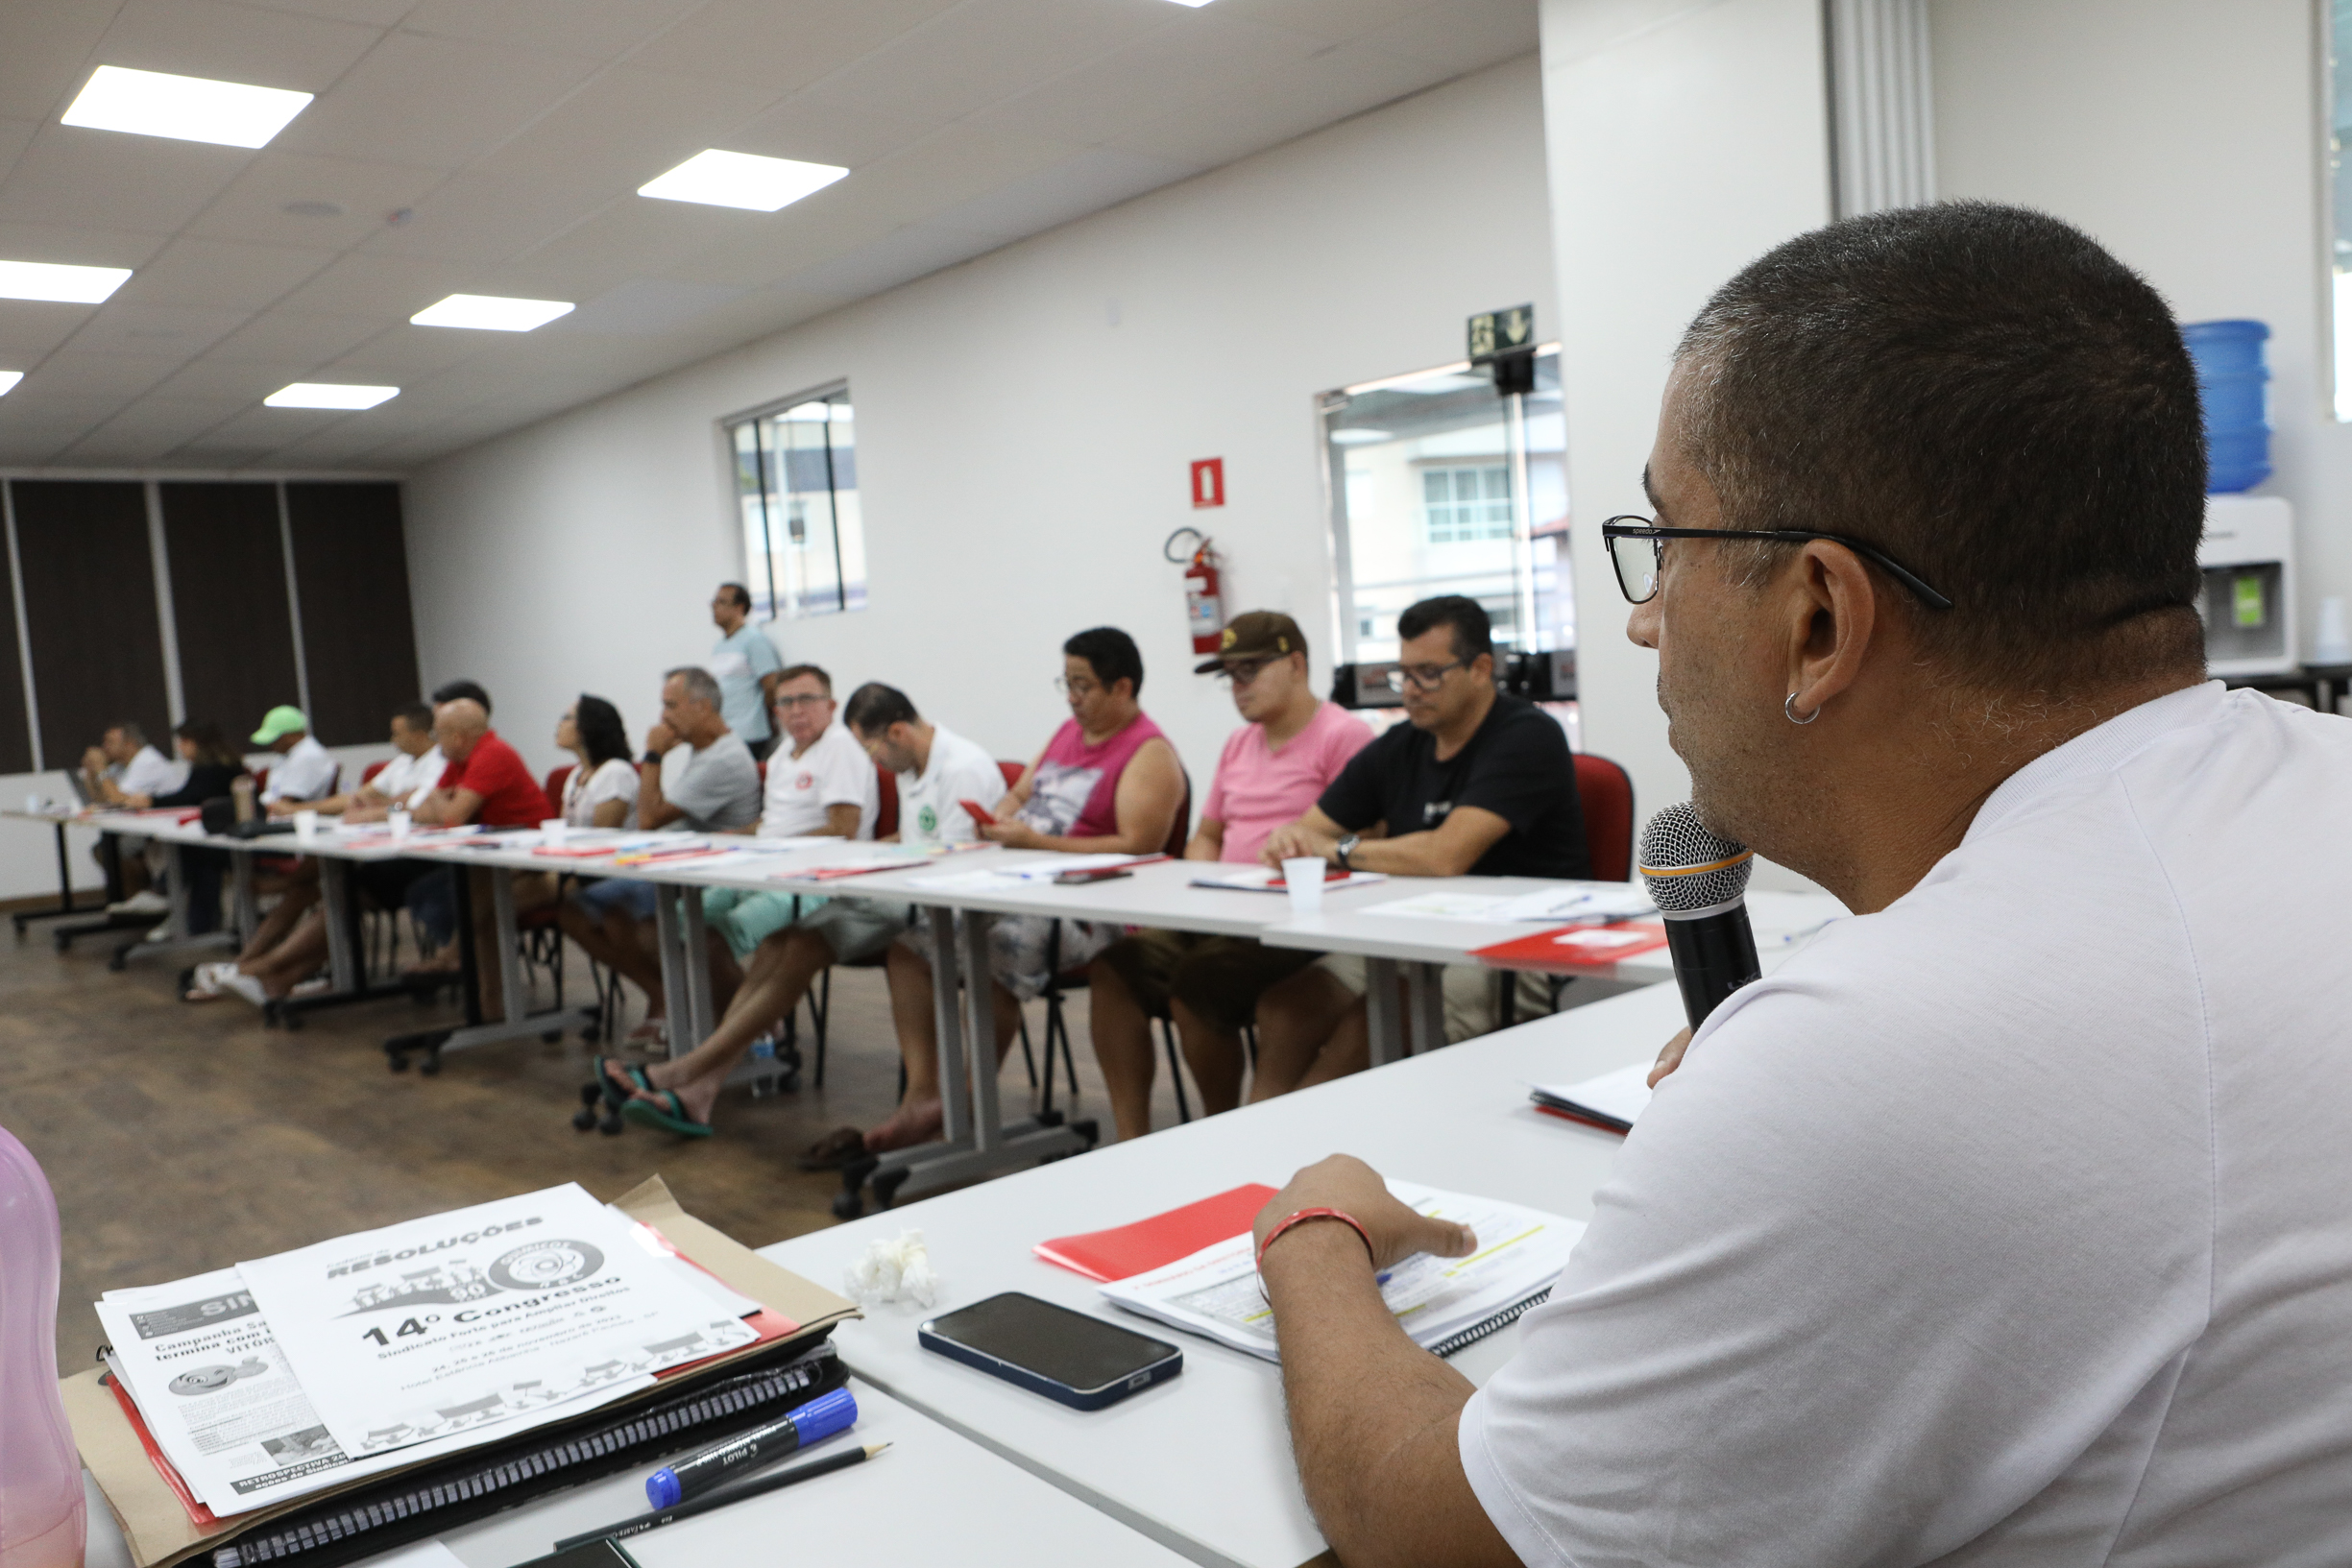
xmin=1784 ymin=691 xmax=1821 ymax=725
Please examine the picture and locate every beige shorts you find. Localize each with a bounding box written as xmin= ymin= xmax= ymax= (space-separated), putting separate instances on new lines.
xmin=1313 ymin=954 xmax=1555 ymax=1046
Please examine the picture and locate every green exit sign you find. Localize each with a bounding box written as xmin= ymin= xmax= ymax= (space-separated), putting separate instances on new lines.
xmin=1467 ymin=304 xmax=1535 ymax=364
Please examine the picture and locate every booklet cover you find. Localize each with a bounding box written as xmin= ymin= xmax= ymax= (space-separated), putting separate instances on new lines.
xmin=1099 ymin=1181 xmax=1581 ymax=1363
xmin=1034 ymin=1185 xmax=1281 ymax=1282
xmin=1472 ymin=923 xmax=1668 ymax=973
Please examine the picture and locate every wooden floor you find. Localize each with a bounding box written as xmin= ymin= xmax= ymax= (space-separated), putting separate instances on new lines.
xmin=6 ymin=908 xmax=1184 ymax=1375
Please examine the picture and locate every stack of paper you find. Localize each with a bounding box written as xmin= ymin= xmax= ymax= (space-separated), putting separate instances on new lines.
xmin=1528 ymin=1061 xmax=1654 ymax=1133
xmin=1100 ymin=1180 xmax=1581 ymax=1362
xmin=1364 ymin=882 xmax=1656 ymax=924
xmin=92 ymin=1184 xmax=764 ymax=1518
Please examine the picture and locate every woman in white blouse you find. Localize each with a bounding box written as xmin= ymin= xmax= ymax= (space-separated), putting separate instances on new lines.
xmin=515 ymin=696 xmax=638 ymax=913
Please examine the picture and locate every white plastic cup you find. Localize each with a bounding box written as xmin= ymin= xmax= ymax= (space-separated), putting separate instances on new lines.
xmin=292 ymin=809 xmax=319 ymax=840
xmin=541 ymin=816 xmax=569 ymax=845
xmin=1282 ymin=856 xmax=1328 ymax=917
xmin=25 ymin=794 xmax=41 ymax=813
xmin=387 ymin=808 xmax=411 ymax=841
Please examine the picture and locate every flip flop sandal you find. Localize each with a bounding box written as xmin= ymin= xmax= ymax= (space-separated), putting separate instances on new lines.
xmin=592 ymin=1056 xmax=653 ymax=1109
xmin=620 ymin=1090 xmax=712 ymax=1139
xmin=797 ymin=1125 xmax=867 ymax=1171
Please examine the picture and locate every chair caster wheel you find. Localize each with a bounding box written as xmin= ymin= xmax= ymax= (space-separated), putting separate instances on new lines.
xmin=420 ymin=1051 xmax=442 ymax=1076
xmin=872 ymin=1170 xmax=909 ymax=1210
xmin=831 ymin=1190 xmax=866 ymax=1220
xmin=578 ymin=1081 xmax=604 ymax=1108
xmin=598 ymin=1110 xmax=624 ymax=1136
xmin=387 ymin=1051 xmax=410 ymax=1073
xmin=571 ymin=1107 xmax=597 ymax=1131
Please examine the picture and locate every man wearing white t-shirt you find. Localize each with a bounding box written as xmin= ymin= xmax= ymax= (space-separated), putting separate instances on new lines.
xmin=1249 ymin=204 xmax=2352 ymax=1566
xmin=253 ymin=706 xmax=337 ymax=808
xmin=603 ymin=681 xmax=995 ymax=1142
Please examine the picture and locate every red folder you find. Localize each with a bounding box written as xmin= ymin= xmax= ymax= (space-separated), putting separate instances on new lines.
xmin=1471 ymin=922 xmax=1669 ymax=973
xmin=1034 ymin=1183 xmax=1280 ymax=1282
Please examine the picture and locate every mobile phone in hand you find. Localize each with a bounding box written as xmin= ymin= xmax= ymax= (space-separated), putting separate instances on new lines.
xmin=960 ymin=799 xmax=999 ymax=829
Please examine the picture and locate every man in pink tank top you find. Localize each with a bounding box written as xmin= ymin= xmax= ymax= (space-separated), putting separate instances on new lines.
xmin=876 ymin=627 xmax=1187 ymax=1153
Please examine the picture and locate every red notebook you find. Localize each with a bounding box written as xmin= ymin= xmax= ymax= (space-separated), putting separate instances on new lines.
xmin=1034 ymin=1183 xmax=1280 ymax=1282
xmin=1472 ymin=922 xmax=1669 ymax=973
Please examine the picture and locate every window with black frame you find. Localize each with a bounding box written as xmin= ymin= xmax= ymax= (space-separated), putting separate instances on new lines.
xmin=727 ymin=387 xmax=863 ymax=618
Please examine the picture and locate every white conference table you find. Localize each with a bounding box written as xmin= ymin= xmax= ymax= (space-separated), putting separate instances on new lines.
xmin=82 ymin=1377 xmax=1192 ymax=1568
xmin=758 ymin=978 xmax=1695 ymax=1568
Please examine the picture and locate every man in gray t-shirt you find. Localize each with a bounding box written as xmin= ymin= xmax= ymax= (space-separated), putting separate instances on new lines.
xmin=562 ymin=665 xmax=763 ymax=1036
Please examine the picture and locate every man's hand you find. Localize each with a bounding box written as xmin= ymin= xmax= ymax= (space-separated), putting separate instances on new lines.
xmin=344 ymin=800 xmax=389 ymax=824
xmin=1260 ymin=820 xmax=1339 ymax=868
xmin=80 ymin=746 xmax=107 ymax=777
xmin=643 ymin=721 xmax=678 ymax=756
xmin=1253 ymin=1155 xmax=1476 ymax=1272
xmin=1648 ymin=1025 xmax=1694 ymax=1087
xmin=982 ymin=817 xmax=1046 ymax=850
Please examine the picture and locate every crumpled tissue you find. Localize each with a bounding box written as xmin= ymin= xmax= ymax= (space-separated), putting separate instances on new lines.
xmin=845 ymin=1227 xmax=939 ymax=1307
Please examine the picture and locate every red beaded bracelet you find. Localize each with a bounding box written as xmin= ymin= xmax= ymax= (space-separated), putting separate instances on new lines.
xmin=1255 ymin=1207 xmax=1375 ymax=1271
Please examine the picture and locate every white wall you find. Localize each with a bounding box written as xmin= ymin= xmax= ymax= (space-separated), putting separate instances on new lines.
xmin=403 ymin=57 xmax=1560 ymax=790
xmin=1537 ymin=0 xmax=1833 ymax=876
xmin=1932 ymin=0 xmax=2349 ymax=645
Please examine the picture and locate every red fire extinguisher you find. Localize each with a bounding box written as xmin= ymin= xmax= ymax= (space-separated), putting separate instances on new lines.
xmin=1168 ymin=528 xmax=1224 ymax=654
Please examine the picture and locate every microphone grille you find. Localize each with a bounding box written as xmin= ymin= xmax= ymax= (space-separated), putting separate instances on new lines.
xmin=1638 ymin=803 xmax=1754 ymax=912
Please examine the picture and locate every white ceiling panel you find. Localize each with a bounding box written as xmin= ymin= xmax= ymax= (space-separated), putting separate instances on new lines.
xmin=1360 ymin=0 xmax=1540 ymax=74
xmin=270 ymin=30 xmax=605 ymax=170
xmin=0 ymin=302 xmax=108 ymax=363
xmin=976 ymin=13 xmax=1327 ymax=148
xmin=0 ymin=0 xmax=121 ymax=123
xmin=0 ymin=0 xmax=1538 ymax=470
xmin=95 ymin=0 xmax=385 ymax=92
xmin=1107 ymin=37 xmax=1438 ymax=168
xmin=116 ymin=235 xmax=338 ymax=310
xmin=186 ymin=151 xmax=447 ymax=251
xmin=60 ymin=301 xmax=249 ymax=357
xmin=626 ymin=0 xmax=963 ymax=93
xmin=14 ymin=352 xmax=182 ymax=400
xmin=923 ymin=148 xmax=1200 ymax=247
xmin=809 ymin=0 xmax=1176 ymax=126
xmin=0 ymin=126 xmax=250 ymax=232
xmin=201 ymin=309 xmax=381 ymax=365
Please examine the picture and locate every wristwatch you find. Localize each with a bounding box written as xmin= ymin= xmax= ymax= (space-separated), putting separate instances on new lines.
xmin=1334 ymin=832 xmax=1360 ymax=871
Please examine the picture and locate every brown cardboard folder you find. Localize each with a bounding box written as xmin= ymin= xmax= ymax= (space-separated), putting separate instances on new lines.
xmin=67 ymin=1176 xmax=859 ymax=1568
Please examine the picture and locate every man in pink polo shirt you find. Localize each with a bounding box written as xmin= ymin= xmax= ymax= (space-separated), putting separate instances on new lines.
xmin=1088 ymin=611 xmax=1372 ymax=1140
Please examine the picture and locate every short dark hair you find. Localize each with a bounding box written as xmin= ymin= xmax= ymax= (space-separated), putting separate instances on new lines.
xmin=572 ymin=694 xmax=630 ymax=768
xmin=392 ymin=702 xmax=433 ymax=734
xmin=1674 ymin=200 xmax=2205 ymax=692
xmin=431 ymin=679 xmax=492 ymax=716
xmin=173 ymin=721 xmax=240 ymax=768
xmin=777 ymin=663 xmax=832 ymax=694
xmin=1063 ymin=626 xmax=1144 ymax=696
xmin=718 ymin=582 xmax=751 ymax=611
xmin=1396 ymin=595 xmax=1493 ymax=663
xmin=843 ymin=682 xmax=918 ymax=736
xmin=106 ymin=719 xmax=146 ymax=744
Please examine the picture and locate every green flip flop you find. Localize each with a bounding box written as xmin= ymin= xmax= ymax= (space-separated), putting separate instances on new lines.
xmin=594 ymin=1056 xmax=653 ymax=1110
xmin=621 ymin=1089 xmax=713 ymax=1139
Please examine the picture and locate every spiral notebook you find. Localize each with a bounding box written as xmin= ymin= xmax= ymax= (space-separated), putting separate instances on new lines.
xmin=1098 ymin=1180 xmax=1581 ymax=1363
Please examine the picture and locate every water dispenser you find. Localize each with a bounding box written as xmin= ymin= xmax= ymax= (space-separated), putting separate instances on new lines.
xmin=2197 ymin=495 xmax=2297 ymax=677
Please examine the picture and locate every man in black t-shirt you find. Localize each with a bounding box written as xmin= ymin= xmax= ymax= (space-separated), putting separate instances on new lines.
xmin=1254 ymin=595 xmax=1588 ymax=1094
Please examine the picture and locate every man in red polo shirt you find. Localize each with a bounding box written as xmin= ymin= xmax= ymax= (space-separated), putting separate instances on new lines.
xmin=410 ymin=698 xmax=546 ymax=1011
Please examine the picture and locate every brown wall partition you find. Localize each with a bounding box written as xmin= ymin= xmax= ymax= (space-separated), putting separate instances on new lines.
xmin=12 ymin=479 xmax=171 ymax=768
xmin=285 ymin=482 xmax=419 ymax=747
xmin=160 ymin=482 xmax=303 ymax=743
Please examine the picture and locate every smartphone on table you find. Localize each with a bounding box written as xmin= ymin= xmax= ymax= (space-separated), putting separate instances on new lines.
xmin=919 ymin=1292 xmax=1181 ymax=1411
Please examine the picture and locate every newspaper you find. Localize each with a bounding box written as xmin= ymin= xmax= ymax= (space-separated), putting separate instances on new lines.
xmin=237 ymin=1185 xmax=760 ymax=1458
xmin=1100 ymin=1181 xmax=1583 ymax=1363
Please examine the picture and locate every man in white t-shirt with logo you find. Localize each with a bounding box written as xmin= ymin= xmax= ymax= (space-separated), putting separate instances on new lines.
xmin=1246 ymin=205 xmax=2352 ymax=1567
xmin=603 ymin=680 xmax=998 ymax=1143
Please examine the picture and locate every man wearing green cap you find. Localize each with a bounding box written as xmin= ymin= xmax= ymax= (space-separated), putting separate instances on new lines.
xmin=252 ymin=706 xmax=337 ymax=808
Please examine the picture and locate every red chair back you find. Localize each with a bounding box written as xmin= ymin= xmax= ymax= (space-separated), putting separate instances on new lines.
xmin=360 ymin=759 xmax=388 ymax=785
xmin=1573 ymin=753 xmax=1636 ymax=881
xmin=873 ymin=766 xmax=898 ymax=839
xmin=544 ymin=763 xmax=574 ymax=820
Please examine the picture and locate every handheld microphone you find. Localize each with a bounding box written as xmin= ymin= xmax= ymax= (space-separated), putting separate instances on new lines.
xmin=1638 ymin=803 xmax=1762 ymax=1028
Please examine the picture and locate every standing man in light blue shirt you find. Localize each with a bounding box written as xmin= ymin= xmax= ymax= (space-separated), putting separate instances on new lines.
xmin=709 ymin=582 xmax=785 ymax=760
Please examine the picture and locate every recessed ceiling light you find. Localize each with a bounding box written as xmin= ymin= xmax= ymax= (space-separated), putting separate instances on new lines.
xmin=61 ymin=64 xmax=312 ymax=150
xmin=410 ymin=294 xmax=575 ymax=332
xmin=265 ymin=382 xmax=399 ymax=410
xmin=1161 ymin=0 xmax=1216 ymax=7
xmin=638 ymin=150 xmax=848 ymax=212
xmin=0 ymin=373 xmax=21 ymax=398
xmin=1331 ymin=428 xmax=1392 ymax=446
xmin=0 ymin=259 xmax=132 ymax=303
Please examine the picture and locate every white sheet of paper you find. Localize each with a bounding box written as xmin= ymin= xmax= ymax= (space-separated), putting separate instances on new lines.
xmin=237 ymin=1184 xmax=757 ymax=1458
xmin=1533 ymin=1061 xmax=1656 ymax=1125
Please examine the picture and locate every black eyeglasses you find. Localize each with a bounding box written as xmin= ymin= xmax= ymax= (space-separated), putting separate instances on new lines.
xmin=1599 ymin=517 xmax=1952 ymax=612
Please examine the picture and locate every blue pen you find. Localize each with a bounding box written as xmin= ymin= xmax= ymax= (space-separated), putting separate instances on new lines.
xmin=644 ymin=1387 xmax=858 ymax=1508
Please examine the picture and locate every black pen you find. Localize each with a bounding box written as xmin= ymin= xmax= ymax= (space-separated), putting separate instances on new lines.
xmin=553 ymin=1443 xmax=890 ymax=1551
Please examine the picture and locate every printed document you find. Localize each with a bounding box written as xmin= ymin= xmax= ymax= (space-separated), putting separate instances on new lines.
xmin=237 ymin=1184 xmax=758 ymax=1457
xmin=1101 ymin=1181 xmax=1581 ymax=1363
